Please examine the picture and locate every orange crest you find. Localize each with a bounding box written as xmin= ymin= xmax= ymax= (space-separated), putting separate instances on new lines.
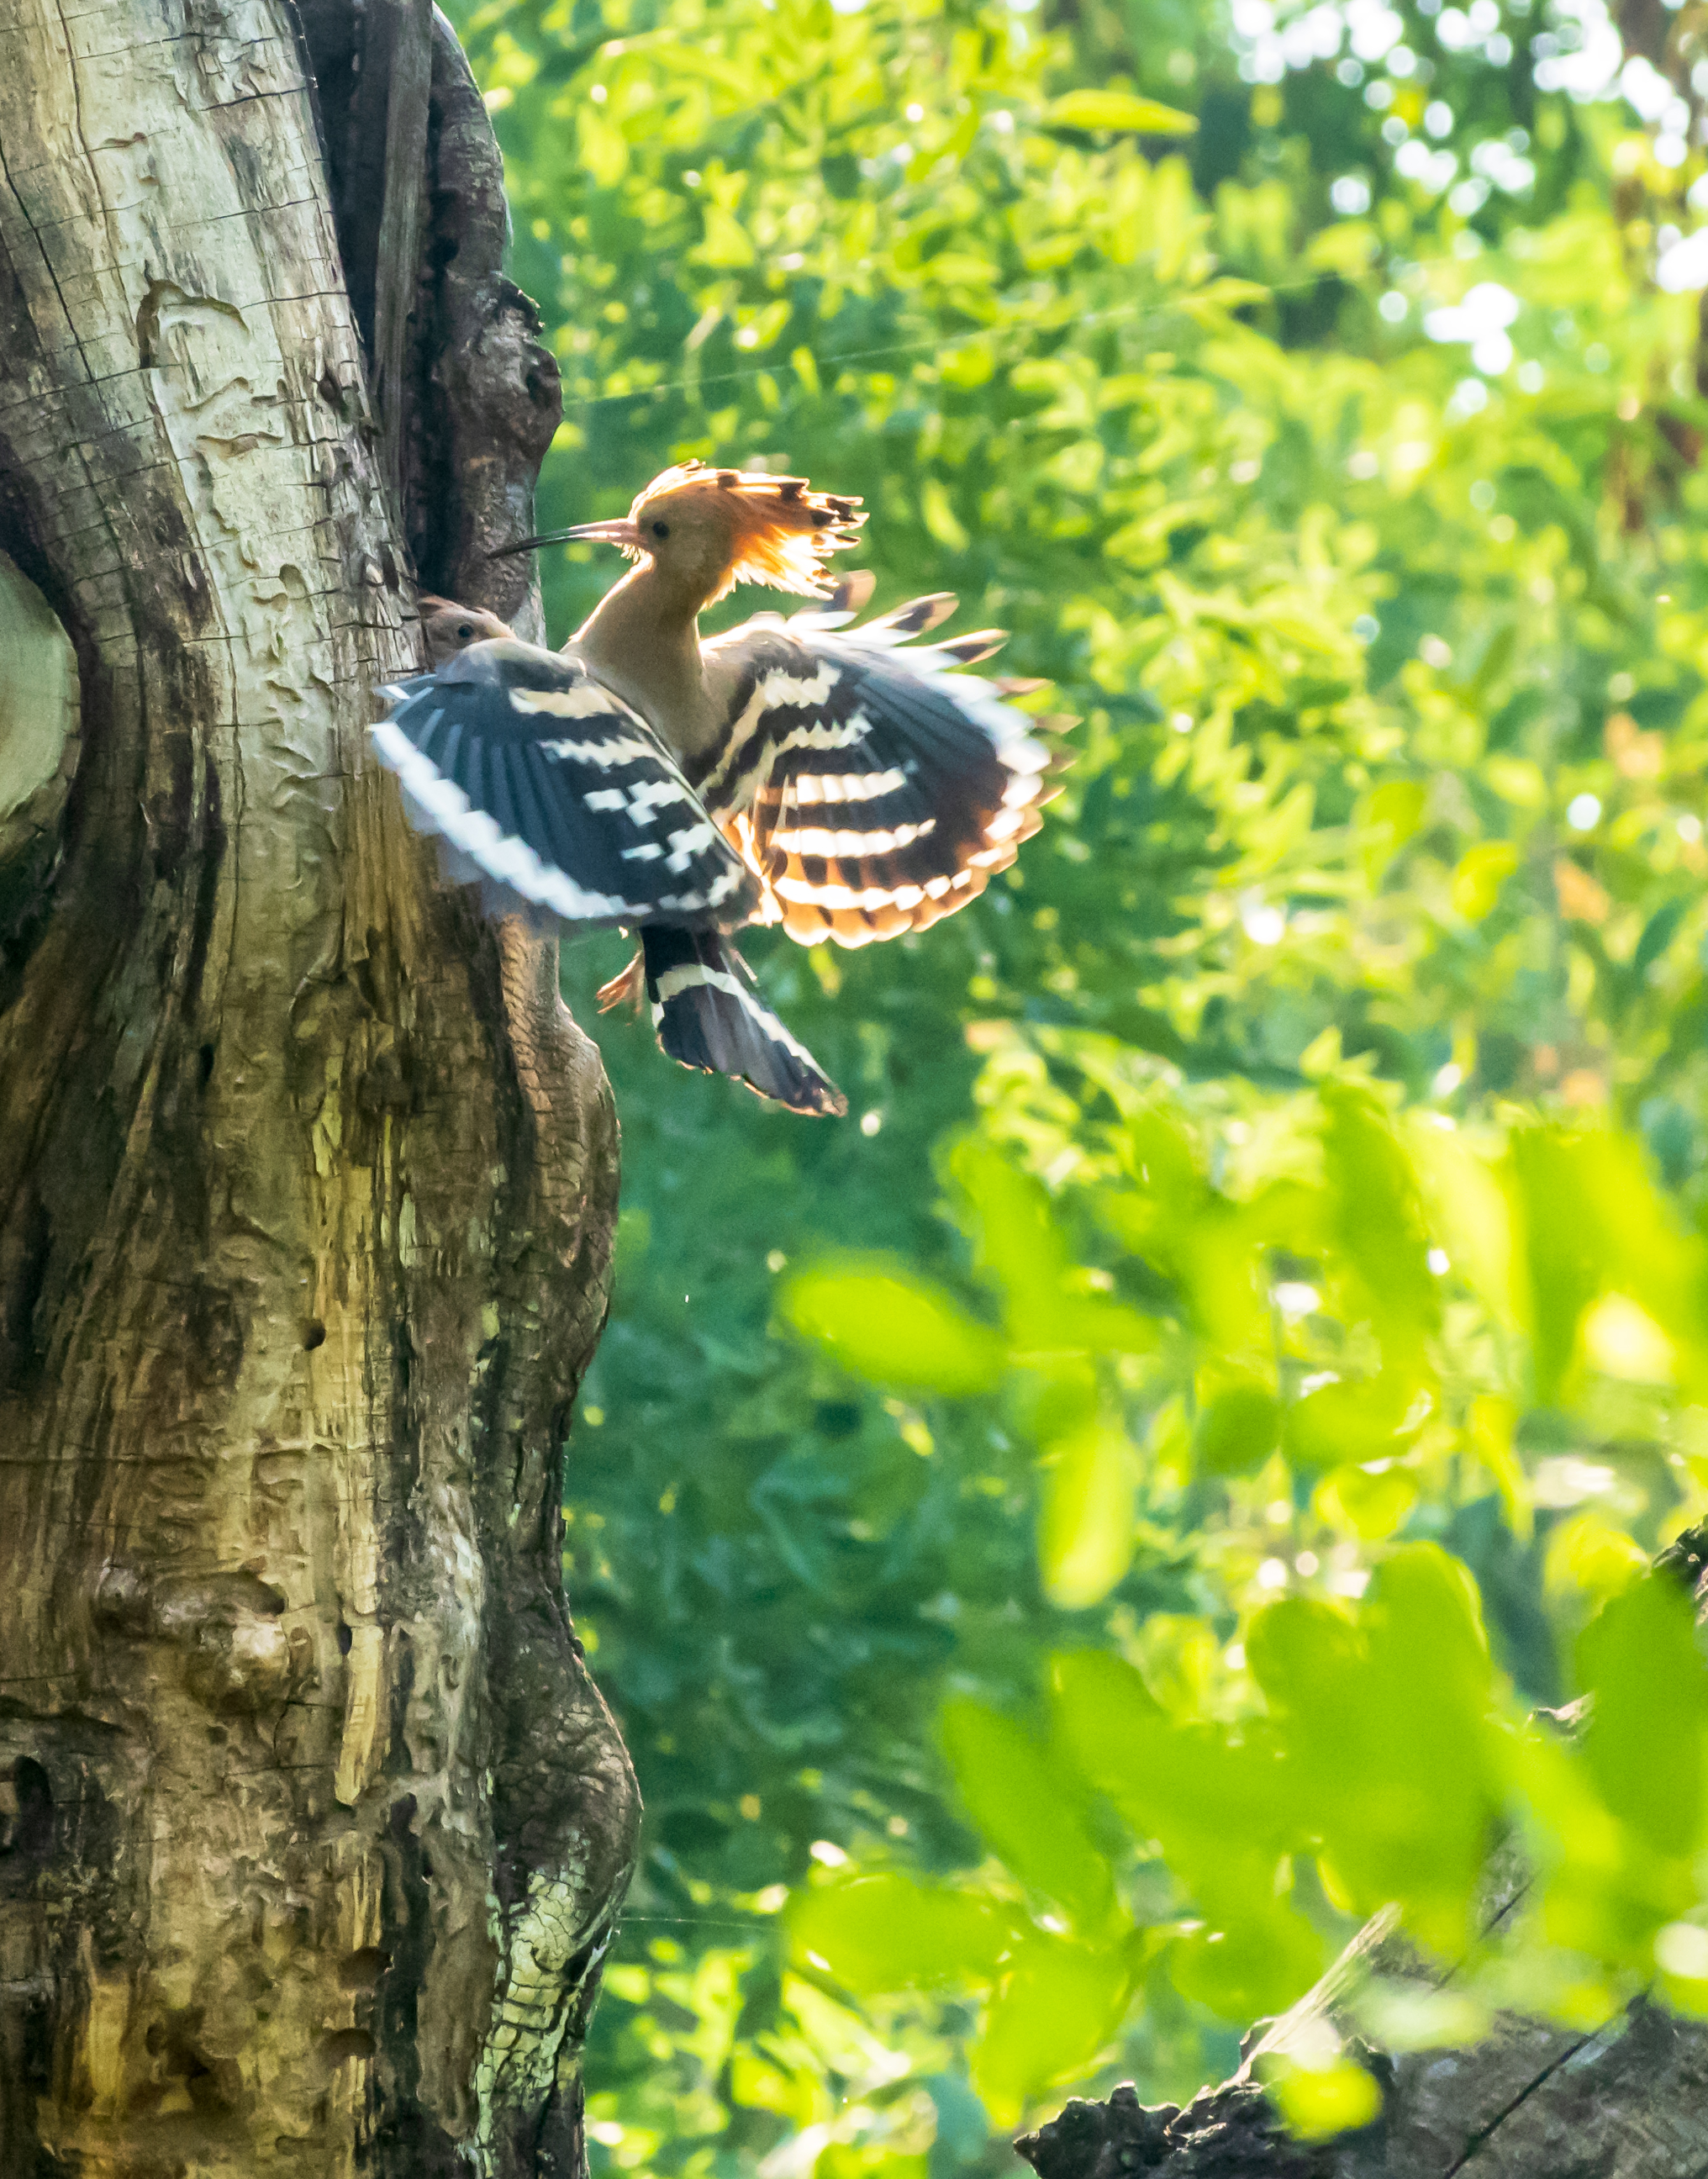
xmin=631 ymin=460 xmax=866 ymax=601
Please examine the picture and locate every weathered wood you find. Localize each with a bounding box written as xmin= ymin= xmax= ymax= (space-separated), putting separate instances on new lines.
xmin=0 ymin=0 xmax=635 ymax=2172
xmin=412 ymin=11 xmax=561 ymax=635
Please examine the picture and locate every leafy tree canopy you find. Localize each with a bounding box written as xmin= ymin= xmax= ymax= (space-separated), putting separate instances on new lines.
xmin=446 ymin=0 xmax=1708 ymax=2160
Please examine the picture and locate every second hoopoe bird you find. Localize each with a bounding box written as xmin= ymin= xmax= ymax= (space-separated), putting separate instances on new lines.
xmin=374 ymin=462 xmax=1066 ymax=1116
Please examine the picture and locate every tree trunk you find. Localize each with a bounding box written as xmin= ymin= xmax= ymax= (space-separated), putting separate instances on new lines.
xmin=0 ymin=1 xmax=640 ymax=2172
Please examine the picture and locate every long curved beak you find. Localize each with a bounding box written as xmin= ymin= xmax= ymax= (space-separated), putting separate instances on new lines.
xmin=489 ymin=518 xmax=642 ymax=559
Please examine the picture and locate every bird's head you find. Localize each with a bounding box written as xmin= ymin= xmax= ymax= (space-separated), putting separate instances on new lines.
xmin=511 ymin=461 xmax=867 ymax=607
xmin=418 ymin=594 xmax=516 ymax=669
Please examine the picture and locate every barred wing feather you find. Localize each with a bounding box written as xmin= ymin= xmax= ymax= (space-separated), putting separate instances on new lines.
xmin=640 ymin=928 xmax=846 ymax=1116
xmin=372 ymin=636 xmax=758 ymax=930
xmin=697 ymin=599 xmax=1054 ymax=947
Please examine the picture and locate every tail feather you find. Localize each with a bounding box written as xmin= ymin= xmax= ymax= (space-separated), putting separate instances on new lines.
xmin=640 ymin=929 xmax=846 ymax=1117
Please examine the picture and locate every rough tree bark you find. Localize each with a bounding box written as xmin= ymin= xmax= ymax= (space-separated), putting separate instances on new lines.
xmin=0 ymin=0 xmax=640 ymax=2172
xmin=1016 ymin=1538 xmax=1708 ymax=2179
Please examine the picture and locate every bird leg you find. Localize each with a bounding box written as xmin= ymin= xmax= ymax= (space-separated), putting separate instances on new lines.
xmin=596 ymin=948 xmax=647 ymax=1015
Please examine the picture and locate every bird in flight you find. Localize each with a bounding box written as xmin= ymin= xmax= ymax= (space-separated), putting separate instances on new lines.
xmin=374 ymin=461 xmax=1066 ymax=1115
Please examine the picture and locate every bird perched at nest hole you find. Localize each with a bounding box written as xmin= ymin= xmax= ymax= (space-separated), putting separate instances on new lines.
xmin=374 ymin=460 xmax=1070 ymax=1116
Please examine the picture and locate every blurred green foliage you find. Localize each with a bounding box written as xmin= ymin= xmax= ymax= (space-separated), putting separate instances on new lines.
xmin=445 ymin=0 xmax=1708 ymax=2160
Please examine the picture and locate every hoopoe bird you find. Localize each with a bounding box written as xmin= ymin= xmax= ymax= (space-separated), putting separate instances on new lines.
xmin=373 ymin=462 xmax=1065 ymax=1116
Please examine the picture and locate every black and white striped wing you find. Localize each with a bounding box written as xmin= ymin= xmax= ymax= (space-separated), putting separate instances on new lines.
xmin=639 ymin=928 xmax=846 ymax=1116
xmin=694 ymin=598 xmax=1055 ymax=947
xmin=372 ymin=636 xmax=759 ymax=930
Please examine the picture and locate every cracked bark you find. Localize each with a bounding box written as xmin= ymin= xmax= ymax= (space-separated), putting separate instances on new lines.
xmin=0 ymin=0 xmax=637 ymax=2172
xmin=1017 ymin=1546 xmax=1708 ymax=2179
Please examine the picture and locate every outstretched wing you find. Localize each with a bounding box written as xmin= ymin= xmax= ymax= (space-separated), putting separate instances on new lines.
xmin=693 ymin=597 xmax=1059 ymax=947
xmin=372 ymin=636 xmax=759 ymax=930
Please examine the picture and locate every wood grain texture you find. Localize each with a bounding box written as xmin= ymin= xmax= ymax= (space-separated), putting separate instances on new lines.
xmin=0 ymin=0 xmax=635 ymax=2171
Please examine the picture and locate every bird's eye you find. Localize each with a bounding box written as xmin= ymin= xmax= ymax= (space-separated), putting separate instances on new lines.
xmin=457 ymin=622 xmax=475 ymax=641
xmin=651 ymin=520 xmax=670 ymax=540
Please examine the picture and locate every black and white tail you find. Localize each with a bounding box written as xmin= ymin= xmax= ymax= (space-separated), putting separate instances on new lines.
xmin=637 ymin=929 xmax=846 ymax=1117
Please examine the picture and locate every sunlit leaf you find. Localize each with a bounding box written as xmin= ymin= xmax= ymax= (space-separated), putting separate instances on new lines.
xmin=780 ymin=1259 xmax=1005 ymax=1393
xmin=1543 ymin=1511 xmax=1648 ymax=1607
xmin=1313 ymin=1460 xmax=1417 ymax=1539
xmin=1406 ymin=1121 xmax=1520 ymax=1329
xmin=1039 ymin=1423 xmax=1139 ymax=1607
xmin=1052 ymin=1648 xmax=1299 ymax=1860
xmin=1579 ymin=1575 xmax=1708 ymax=1859
xmin=1170 ymin=1901 xmax=1326 ymax=2019
xmin=1451 ymin=841 xmax=1521 ymax=921
xmin=921 ymin=474 xmax=970 ymax=552
xmin=788 ymin=1875 xmax=1019 ymax=1993
xmin=697 ymin=203 xmax=754 ymax=266
xmin=1356 ymin=778 xmax=1427 ymax=880
xmin=1265 ymin=2057 xmax=1383 ymax=2140
xmin=1466 ymin=1394 xmax=1530 ymax=1540
xmin=1194 ymin=1375 xmax=1281 ymax=1475
xmin=1655 ymin=1921 xmax=1708 ymax=2018
xmin=952 ymin=1139 xmax=1153 ymax=1353
xmin=1581 ymin=1292 xmax=1674 ymax=1383
xmin=970 ymin=1932 xmax=1134 ymax=2126
xmin=1046 ymin=89 xmax=1197 ymax=134
xmin=1508 ymin=1127 xmax=1620 ymax=1404
xmin=1283 ymin=1374 xmax=1423 ymax=1472
xmin=941 ymin=1697 xmax=1119 ymax=1932
xmin=820 ymin=2147 xmax=928 ymax=2179
xmin=1248 ymin=1549 xmax=1497 ymax=1948
xmin=1320 ymin=1084 xmax=1437 ymax=1368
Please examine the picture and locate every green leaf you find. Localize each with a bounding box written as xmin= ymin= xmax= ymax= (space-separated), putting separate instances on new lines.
xmin=788 ymin=1875 xmax=1019 ymax=1992
xmin=1052 ymin=1650 xmax=1297 ymax=1860
xmin=1245 ymin=1596 xmax=1364 ymax=1722
xmin=1406 ymin=1122 xmax=1519 ymax=1329
xmin=941 ymin=1696 xmax=1118 ymax=1932
xmin=1320 ymin=1084 xmax=1437 ymax=1367
xmin=921 ymin=475 xmax=970 ymax=552
xmin=1169 ymin=1904 xmax=1325 ymax=2020
xmin=952 ymin=1139 xmax=1155 ymax=1354
xmin=1313 ymin=1461 xmax=1417 ymax=1539
xmin=697 ymin=203 xmax=755 ymax=266
xmin=1249 ymin=1551 xmax=1496 ymax=1947
xmin=971 ymin=1933 xmax=1133 ymax=2125
xmin=1634 ymin=896 xmax=1687 ymax=977
xmin=1579 ymin=1574 xmax=1708 ymax=1857
xmin=1038 ymin=1423 xmax=1138 ymax=1607
xmin=1194 ymin=1377 xmax=1281 ymax=1475
xmin=1451 ymin=841 xmax=1521 ymax=921
xmin=1507 ymin=1126 xmax=1614 ymax=1402
xmin=1264 ymin=2058 xmax=1383 ymax=2141
xmin=1543 ymin=1511 xmax=1647 ymax=1606
xmin=1046 ymin=89 xmax=1197 ymax=134
xmin=1357 ymin=778 xmax=1427 ymax=879
xmin=780 ymin=1259 xmax=1005 ymax=1393
xmin=1283 ymin=1374 xmax=1421 ymax=1472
